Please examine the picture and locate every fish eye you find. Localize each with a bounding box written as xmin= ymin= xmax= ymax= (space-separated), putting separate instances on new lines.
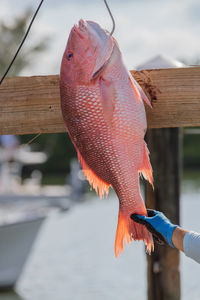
xmin=66 ymin=52 xmax=73 ymax=61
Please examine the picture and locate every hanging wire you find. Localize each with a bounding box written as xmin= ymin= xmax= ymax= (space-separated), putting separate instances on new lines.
xmin=104 ymin=0 xmax=115 ymax=36
xmin=0 ymin=0 xmax=45 ymax=85
xmin=0 ymin=0 xmax=115 ymax=85
xmin=0 ymin=0 xmax=45 ymax=145
xmin=23 ymin=133 xmax=41 ymax=146
xmin=0 ymin=0 xmax=114 ymax=146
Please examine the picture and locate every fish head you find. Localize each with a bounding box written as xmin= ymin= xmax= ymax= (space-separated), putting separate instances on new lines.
xmin=60 ymin=19 xmax=114 ymax=85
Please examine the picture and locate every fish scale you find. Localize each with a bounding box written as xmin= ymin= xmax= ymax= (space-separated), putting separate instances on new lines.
xmin=60 ymin=19 xmax=154 ymax=257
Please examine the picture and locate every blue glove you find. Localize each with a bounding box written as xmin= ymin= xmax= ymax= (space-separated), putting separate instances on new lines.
xmin=130 ymin=209 xmax=177 ymax=248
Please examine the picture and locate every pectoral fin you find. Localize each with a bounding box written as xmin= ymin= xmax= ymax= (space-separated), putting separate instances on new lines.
xmin=87 ymin=21 xmax=114 ymax=80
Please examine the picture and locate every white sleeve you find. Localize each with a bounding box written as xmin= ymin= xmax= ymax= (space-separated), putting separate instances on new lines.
xmin=183 ymin=231 xmax=200 ymax=264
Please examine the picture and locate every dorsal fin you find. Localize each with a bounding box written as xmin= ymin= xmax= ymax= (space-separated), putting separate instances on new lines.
xmin=129 ymin=73 xmax=152 ymax=108
xmin=77 ymin=150 xmax=110 ymax=198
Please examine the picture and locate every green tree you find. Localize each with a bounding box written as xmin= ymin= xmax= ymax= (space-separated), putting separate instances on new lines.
xmin=0 ymin=9 xmax=48 ymax=76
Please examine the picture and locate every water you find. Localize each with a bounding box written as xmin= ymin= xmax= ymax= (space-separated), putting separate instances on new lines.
xmin=0 ymin=175 xmax=200 ymax=300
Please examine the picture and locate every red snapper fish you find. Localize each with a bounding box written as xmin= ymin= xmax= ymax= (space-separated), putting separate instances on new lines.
xmin=60 ymin=19 xmax=154 ymax=257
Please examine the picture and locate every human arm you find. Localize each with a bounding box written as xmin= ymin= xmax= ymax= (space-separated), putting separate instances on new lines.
xmin=172 ymin=226 xmax=187 ymax=251
xmin=183 ymin=231 xmax=200 ymax=263
xmin=174 ymin=228 xmax=200 ymax=263
xmin=131 ymin=209 xmax=177 ymax=247
xmin=131 ymin=209 xmax=200 ymax=264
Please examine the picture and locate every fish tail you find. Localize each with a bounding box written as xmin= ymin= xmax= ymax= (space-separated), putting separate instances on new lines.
xmin=115 ymin=210 xmax=154 ymax=258
xmin=139 ymin=142 xmax=154 ymax=189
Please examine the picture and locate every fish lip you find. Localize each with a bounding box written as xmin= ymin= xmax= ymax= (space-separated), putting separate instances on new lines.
xmin=78 ymin=19 xmax=87 ymax=31
xmin=72 ymin=19 xmax=87 ymax=39
xmin=72 ymin=25 xmax=85 ymax=39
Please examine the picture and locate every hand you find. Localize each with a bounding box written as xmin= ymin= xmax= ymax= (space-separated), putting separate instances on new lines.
xmin=130 ymin=209 xmax=177 ymax=248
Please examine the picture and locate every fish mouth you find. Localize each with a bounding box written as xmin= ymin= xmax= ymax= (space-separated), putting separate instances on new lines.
xmin=78 ymin=19 xmax=87 ymax=31
xmin=72 ymin=19 xmax=87 ymax=39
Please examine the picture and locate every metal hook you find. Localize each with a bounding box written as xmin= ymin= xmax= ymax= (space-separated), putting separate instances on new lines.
xmin=104 ymin=0 xmax=115 ymax=36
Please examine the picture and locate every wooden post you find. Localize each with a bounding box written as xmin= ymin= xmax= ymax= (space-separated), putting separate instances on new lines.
xmin=145 ymin=128 xmax=182 ymax=300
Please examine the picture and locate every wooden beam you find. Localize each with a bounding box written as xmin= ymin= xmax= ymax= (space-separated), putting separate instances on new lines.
xmin=145 ymin=128 xmax=181 ymax=300
xmin=0 ymin=75 xmax=63 ymax=135
xmin=132 ymin=67 xmax=200 ymax=129
xmin=0 ymin=67 xmax=200 ymax=135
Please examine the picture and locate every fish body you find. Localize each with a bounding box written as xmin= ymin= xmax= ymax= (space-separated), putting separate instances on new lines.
xmin=60 ymin=20 xmax=154 ymax=256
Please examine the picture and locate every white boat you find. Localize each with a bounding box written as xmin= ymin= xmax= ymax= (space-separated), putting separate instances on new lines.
xmin=0 ymin=139 xmax=71 ymax=290
xmin=0 ymin=210 xmax=46 ymax=290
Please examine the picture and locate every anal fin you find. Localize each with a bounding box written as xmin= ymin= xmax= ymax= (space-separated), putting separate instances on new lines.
xmin=77 ymin=150 xmax=110 ymax=198
xmin=139 ymin=142 xmax=154 ymax=188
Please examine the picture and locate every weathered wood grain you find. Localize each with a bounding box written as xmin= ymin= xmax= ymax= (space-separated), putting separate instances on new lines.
xmin=145 ymin=128 xmax=181 ymax=300
xmin=0 ymin=75 xmax=64 ymax=135
xmin=0 ymin=67 xmax=200 ymax=135
xmin=131 ymin=67 xmax=200 ymax=129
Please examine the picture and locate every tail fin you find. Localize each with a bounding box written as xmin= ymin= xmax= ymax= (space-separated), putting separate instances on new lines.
xmin=139 ymin=142 xmax=154 ymax=188
xmin=115 ymin=211 xmax=154 ymax=257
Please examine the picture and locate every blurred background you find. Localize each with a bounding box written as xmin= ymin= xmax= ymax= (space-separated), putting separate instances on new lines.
xmin=0 ymin=0 xmax=200 ymax=299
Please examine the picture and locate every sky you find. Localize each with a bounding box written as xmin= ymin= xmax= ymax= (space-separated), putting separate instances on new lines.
xmin=0 ymin=0 xmax=200 ymax=76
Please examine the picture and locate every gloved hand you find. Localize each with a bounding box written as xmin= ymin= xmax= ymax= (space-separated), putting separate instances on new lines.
xmin=130 ymin=209 xmax=177 ymax=247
